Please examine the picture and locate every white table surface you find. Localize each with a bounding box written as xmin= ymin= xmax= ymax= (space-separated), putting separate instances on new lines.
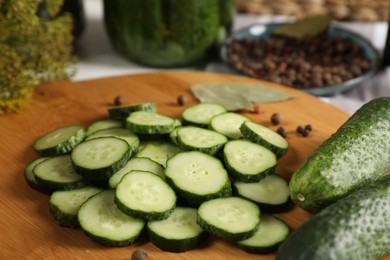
xmin=74 ymin=0 xmax=390 ymax=115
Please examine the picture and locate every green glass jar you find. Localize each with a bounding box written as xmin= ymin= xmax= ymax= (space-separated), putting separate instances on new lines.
xmin=103 ymin=0 xmax=235 ymax=68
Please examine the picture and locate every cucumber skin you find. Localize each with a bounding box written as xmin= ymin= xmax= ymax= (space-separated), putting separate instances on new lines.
xmin=108 ymin=102 xmax=157 ymax=120
xmin=289 ymin=97 xmax=390 ymax=213
xmin=276 ymin=174 xmax=390 ymax=260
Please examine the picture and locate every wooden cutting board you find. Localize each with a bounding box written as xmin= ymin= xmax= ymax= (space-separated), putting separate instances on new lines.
xmin=0 ymin=70 xmax=375 ymax=259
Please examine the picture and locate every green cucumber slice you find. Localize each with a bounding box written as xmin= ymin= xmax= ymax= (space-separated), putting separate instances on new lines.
xmin=197 ymin=196 xmax=261 ymax=241
xmin=78 ymin=189 xmax=145 ymax=246
xmin=126 ymin=111 xmax=176 ymax=134
xmin=240 ymin=121 xmax=289 ymax=157
xmin=223 ymin=140 xmax=277 ymax=182
xmin=33 ymin=155 xmax=87 ymax=191
xmin=136 ymin=140 xmax=181 ymax=167
xmin=176 ymin=126 xmax=228 ymax=155
xmin=233 ymin=175 xmax=290 ymax=211
xmin=49 ymin=186 xmax=103 ymax=228
xmin=108 ymin=157 xmax=165 ymax=189
xmin=86 ymin=119 xmax=123 ymax=136
xmin=182 ymin=103 xmax=227 ymax=127
xmin=85 ymin=127 xmax=139 ymax=151
xmin=24 ymin=157 xmax=51 ymax=193
xmin=115 ymin=170 xmax=176 ymax=220
xmin=108 ymin=102 xmax=157 ymax=120
xmin=147 ymin=207 xmax=208 ymax=252
xmin=210 ymin=112 xmax=251 ymax=139
xmin=165 ymin=151 xmax=231 ymax=206
xmin=236 ymin=214 xmax=289 ymax=254
xmin=33 ymin=125 xmax=85 ymax=156
xmin=71 ymin=137 xmax=131 ymax=180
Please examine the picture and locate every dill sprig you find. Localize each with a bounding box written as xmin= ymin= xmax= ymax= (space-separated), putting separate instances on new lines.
xmin=0 ymin=0 xmax=76 ymax=113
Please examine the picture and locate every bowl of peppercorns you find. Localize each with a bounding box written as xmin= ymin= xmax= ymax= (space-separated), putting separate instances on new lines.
xmin=221 ymin=22 xmax=379 ymax=96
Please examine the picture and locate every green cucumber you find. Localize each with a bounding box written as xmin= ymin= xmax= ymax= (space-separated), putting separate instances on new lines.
xmin=136 ymin=140 xmax=181 ymax=167
xmin=223 ymin=139 xmax=277 ymax=182
xmin=289 ymin=97 xmax=390 ymax=213
xmin=210 ymin=112 xmax=251 ymax=139
xmin=240 ymin=121 xmax=289 ymax=157
xmin=85 ymin=127 xmax=139 ymax=150
xmin=147 ymin=207 xmax=208 ymax=252
xmin=276 ymin=174 xmax=390 ymax=260
xmin=115 ymin=170 xmax=176 ymax=221
xmin=236 ymin=214 xmax=289 ymax=254
xmin=126 ymin=111 xmax=176 ymax=134
xmin=176 ymin=126 xmax=228 ymax=155
xmin=108 ymin=102 xmax=157 ymax=120
xmin=165 ymin=151 xmax=232 ymax=206
xmin=71 ymin=137 xmax=132 ymax=180
xmin=24 ymin=157 xmax=51 ymax=193
xmin=86 ymin=119 xmax=123 ymax=136
xmin=182 ymin=103 xmax=227 ymax=127
xmin=49 ymin=186 xmax=103 ymax=228
xmin=197 ymin=196 xmax=260 ymax=241
xmin=33 ymin=125 xmax=85 ymax=156
xmin=78 ymin=189 xmax=145 ymax=246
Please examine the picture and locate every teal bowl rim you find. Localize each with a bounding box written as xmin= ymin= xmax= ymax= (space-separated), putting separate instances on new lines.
xmin=220 ymin=23 xmax=380 ymax=96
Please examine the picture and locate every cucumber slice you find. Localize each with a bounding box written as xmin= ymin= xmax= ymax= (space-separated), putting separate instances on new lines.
xmin=49 ymin=186 xmax=103 ymax=228
xmin=33 ymin=155 xmax=87 ymax=191
xmin=78 ymin=189 xmax=145 ymax=246
xmin=210 ymin=112 xmax=251 ymax=139
xmin=233 ymin=175 xmax=290 ymax=211
xmin=85 ymin=127 xmax=139 ymax=145
xmin=169 ymin=127 xmax=180 ymax=145
xmin=126 ymin=111 xmax=176 ymax=134
xmin=197 ymin=197 xmax=261 ymax=241
xmin=176 ymin=126 xmax=228 ymax=155
xmin=236 ymin=214 xmax=289 ymax=254
xmin=33 ymin=125 xmax=85 ymax=156
xmin=108 ymin=102 xmax=157 ymax=120
xmin=108 ymin=157 xmax=165 ymax=189
xmin=240 ymin=121 xmax=289 ymax=157
xmin=86 ymin=119 xmax=123 ymax=136
xmin=71 ymin=137 xmax=131 ymax=180
xmin=182 ymin=103 xmax=227 ymax=127
xmin=223 ymin=140 xmax=277 ymax=182
xmin=136 ymin=140 xmax=181 ymax=167
xmin=147 ymin=207 xmax=208 ymax=252
xmin=24 ymin=157 xmax=51 ymax=193
xmin=115 ymin=170 xmax=176 ymax=220
xmin=165 ymin=151 xmax=231 ymax=206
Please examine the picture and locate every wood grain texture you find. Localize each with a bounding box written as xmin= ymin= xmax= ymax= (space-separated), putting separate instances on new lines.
xmin=0 ymin=71 xmax=385 ymax=260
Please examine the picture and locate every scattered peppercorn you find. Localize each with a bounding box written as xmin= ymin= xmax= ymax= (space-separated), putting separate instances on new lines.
xmin=253 ymin=104 xmax=261 ymax=114
xmin=114 ymin=96 xmax=123 ymax=106
xmin=271 ymin=113 xmax=282 ymax=125
xmin=177 ymin=95 xmax=187 ymax=106
xmin=305 ymin=124 xmax=313 ymax=132
xmin=296 ymin=125 xmax=304 ymax=134
xmin=131 ymin=249 xmax=148 ymax=260
xmin=302 ymin=129 xmax=310 ymax=137
xmin=276 ymin=126 xmax=287 ymax=138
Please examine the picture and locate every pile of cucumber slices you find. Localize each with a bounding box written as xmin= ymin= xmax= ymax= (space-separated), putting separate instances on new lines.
xmin=24 ymin=101 xmax=291 ymax=254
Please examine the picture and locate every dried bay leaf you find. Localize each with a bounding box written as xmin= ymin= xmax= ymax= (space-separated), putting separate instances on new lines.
xmin=272 ymin=15 xmax=331 ymax=40
xmin=191 ymin=82 xmax=293 ymax=111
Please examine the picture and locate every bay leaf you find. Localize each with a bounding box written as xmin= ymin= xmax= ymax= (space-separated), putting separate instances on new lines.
xmin=191 ymin=82 xmax=293 ymax=111
xmin=272 ymin=15 xmax=331 ymax=40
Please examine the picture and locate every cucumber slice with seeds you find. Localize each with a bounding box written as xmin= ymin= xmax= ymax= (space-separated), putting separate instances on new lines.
xmin=136 ymin=140 xmax=181 ymax=167
xmin=33 ymin=155 xmax=87 ymax=191
xmin=240 ymin=121 xmax=289 ymax=157
xmin=71 ymin=137 xmax=131 ymax=180
xmin=224 ymin=140 xmax=277 ymax=182
xmin=85 ymin=127 xmax=139 ymax=150
xmin=197 ymin=196 xmax=261 ymax=241
xmin=115 ymin=170 xmax=176 ymax=220
xmin=49 ymin=186 xmax=103 ymax=228
xmin=108 ymin=157 xmax=165 ymax=189
xmin=236 ymin=214 xmax=289 ymax=254
xmin=182 ymin=103 xmax=227 ymax=127
xmin=165 ymin=151 xmax=231 ymax=206
xmin=108 ymin=102 xmax=157 ymax=120
xmin=33 ymin=125 xmax=85 ymax=156
xmin=86 ymin=119 xmax=123 ymax=136
xmin=210 ymin=112 xmax=251 ymax=139
xmin=233 ymin=175 xmax=290 ymax=211
xmin=147 ymin=207 xmax=208 ymax=252
xmin=176 ymin=126 xmax=228 ymax=155
xmin=24 ymin=157 xmax=51 ymax=193
xmin=126 ymin=111 xmax=176 ymax=134
xmin=78 ymin=189 xmax=145 ymax=246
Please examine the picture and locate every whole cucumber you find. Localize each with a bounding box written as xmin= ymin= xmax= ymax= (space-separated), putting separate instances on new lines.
xmin=289 ymin=97 xmax=390 ymax=213
xmin=276 ymin=174 xmax=390 ymax=260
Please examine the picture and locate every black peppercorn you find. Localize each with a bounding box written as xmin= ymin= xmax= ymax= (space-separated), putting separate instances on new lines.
xmin=114 ymin=96 xmax=123 ymax=106
xmin=177 ymin=95 xmax=187 ymax=106
xmin=271 ymin=113 xmax=282 ymax=125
